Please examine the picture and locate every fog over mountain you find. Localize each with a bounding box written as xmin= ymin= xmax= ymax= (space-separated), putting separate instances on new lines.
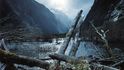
xmin=35 ymin=0 xmax=94 ymax=19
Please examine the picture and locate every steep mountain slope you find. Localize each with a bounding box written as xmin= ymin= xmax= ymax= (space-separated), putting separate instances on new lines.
xmin=51 ymin=9 xmax=72 ymax=33
xmin=80 ymin=0 xmax=124 ymax=53
xmin=81 ymin=0 xmax=122 ymax=41
xmin=0 ymin=0 xmax=69 ymax=41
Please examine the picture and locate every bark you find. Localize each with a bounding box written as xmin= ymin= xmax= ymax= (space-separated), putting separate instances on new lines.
xmin=58 ymin=10 xmax=83 ymax=54
xmin=0 ymin=49 xmax=50 ymax=69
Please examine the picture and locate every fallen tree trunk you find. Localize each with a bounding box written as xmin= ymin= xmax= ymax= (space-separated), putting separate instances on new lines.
xmin=92 ymin=63 xmax=119 ymax=70
xmin=112 ymin=60 xmax=124 ymax=67
xmin=49 ymin=53 xmax=82 ymax=64
xmin=0 ymin=49 xmax=50 ymax=69
xmin=0 ymin=39 xmax=15 ymax=70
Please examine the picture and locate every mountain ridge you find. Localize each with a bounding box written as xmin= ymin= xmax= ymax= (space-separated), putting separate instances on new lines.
xmin=0 ymin=0 xmax=70 ymax=41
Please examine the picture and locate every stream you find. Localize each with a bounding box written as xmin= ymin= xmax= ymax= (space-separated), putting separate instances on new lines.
xmin=0 ymin=38 xmax=124 ymax=70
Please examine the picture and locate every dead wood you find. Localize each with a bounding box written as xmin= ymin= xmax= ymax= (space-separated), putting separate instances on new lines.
xmin=58 ymin=10 xmax=83 ymax=54
xmin=0 ymin=49 xmax=50 ymax=69
xmin=69 ymin=16 xmax=84 ymax=56
xmin=112 ymin=60 xmax=124 ymax=67
xmin=92 ymin=63 xmax=119 ymax=70
xmin=49 ymin=53 xmax=84 ymax=64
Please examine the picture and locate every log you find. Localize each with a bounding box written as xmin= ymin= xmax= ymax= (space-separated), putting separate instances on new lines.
xmin=49 ymin=53 xmax=82 ymax=64
xmin=92 ymin=63 xmax=119 ymax=70
xmin=69 ymin=16 xmax=84 ymax=56
xmin=58 ymin=10 xmax=83 ymax=54
xmin=112 ymin=60 xmax=124 ymax=67
xmin=0 ymin=39 xmax=14 ymax=70
xmin=0 ymin=49 xmax=50 ymax=69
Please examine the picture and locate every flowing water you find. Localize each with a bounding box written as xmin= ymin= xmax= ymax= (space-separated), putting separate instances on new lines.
xmin=0 ymin=38 xmax=124 ymax=70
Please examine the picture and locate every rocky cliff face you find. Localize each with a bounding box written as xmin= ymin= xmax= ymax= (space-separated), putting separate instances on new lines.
xmin=107 ymin=0 xmax=124 ymax=42
xmin=0 ymin=0 xmax=69 ymax=41
xmin=81 ymin=0 xmax=124 ymax=43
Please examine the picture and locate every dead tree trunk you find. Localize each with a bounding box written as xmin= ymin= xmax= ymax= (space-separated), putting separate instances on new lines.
xmin=49 ymin=53 xmax=82 ymax=64
xmin=69 ymin=16 xmax=84 ymax=56
xmin=0 ymin=49 xmax=50 ymax=69
xmin=58 ymin=10 xmax=83 ymax=54
xmin=0 ymin=39 xmax=15 ymax=70
xmin=112 ymin=60 xmax=124 ymax=67
xmin=68 ymin=32 xmax=80 ymax=56
xmin=92 ymin=63 xmax=119 ymax=70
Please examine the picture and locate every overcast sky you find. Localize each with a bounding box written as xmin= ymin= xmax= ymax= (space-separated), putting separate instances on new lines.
xmin=35 ymin=0 xmax=94 ymax=19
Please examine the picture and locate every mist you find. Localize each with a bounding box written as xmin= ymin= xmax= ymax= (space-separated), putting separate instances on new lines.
xmin=35 ymin=0 xmax=94 ymax=19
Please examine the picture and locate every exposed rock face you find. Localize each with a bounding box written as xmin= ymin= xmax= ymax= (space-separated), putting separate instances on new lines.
xmin=81 ymin=0 xmax=120 ymax=28
xmin=0 ymin=0 xmax=69 ymax=41
xmin=81 ymin=0 xmax=124 ymax=43
xmin=107 ymin=0 xmax=124 ymax=42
